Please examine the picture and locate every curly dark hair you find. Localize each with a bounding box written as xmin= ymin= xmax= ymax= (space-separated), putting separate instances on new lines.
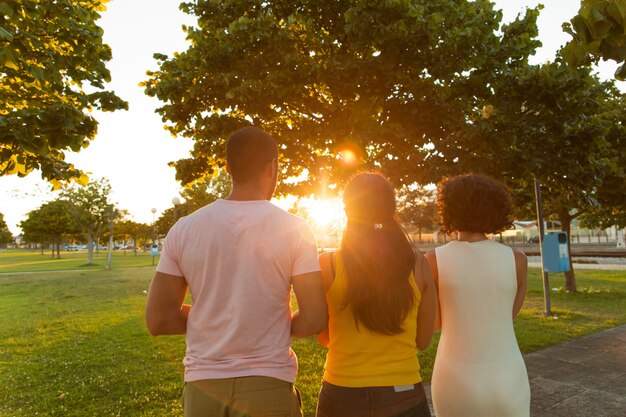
xmin=436 ymin=174 xmax=515 ymax=235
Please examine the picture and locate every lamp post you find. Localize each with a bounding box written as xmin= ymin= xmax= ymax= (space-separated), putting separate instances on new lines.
xmin=151 ymin=208 xmax=157 ymax=243
xmin=172 ymin=197 xmax=181 ymax=223
xmin=534 ymin=179 xmax=552 ymax=316
xmin=151 ymin=207 xmax=157 ymax=266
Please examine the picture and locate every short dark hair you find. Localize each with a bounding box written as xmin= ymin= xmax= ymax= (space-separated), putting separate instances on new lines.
xmin=226 ymin=127 xmax=278 ymax=183
xmin=437 ymin=174 xmax=515 ymax=235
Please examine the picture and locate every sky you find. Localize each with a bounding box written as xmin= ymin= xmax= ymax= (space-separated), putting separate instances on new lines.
xmin=0 ymin=0 xmax=624 ymax=235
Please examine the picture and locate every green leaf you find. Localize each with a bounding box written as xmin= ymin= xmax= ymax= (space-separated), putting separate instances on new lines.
xmin=0 ymin=3 xmax=14 ymax=17
xmin=561 ymin=40 xmax=591 ymax=67
xmin=606 ymin=0 xmax=626 ymax=28
xmin=615 ymin=62 xmax=626 ymax=81
xmin=0 ymin=49 xmax=19 ymax=69
xmin=0 ymin=26 xmax=14 ymax=40
xmin=571 ymin=15 xmax=592 ymax=45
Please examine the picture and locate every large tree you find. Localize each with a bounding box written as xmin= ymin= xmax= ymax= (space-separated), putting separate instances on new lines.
xmin=0 ymin=0 xmax=127 ymax=186
xmin=143 ymin=0 xmax=541 ymax=193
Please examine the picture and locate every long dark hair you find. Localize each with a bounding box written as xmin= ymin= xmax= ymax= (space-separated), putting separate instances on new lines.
xmin=340 ymin=173 xmax=416 ymax=335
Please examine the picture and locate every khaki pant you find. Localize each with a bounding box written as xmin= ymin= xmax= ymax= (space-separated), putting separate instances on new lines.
xmin=183 ymin=376 xmax=303 ymax=417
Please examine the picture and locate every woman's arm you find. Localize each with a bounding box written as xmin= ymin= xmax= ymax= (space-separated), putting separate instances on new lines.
xmin=315 ymin=251 xmax=335 ymax=347
xmin=414 ymin=253 xmax=438 ymax=351
xmin=424 ymin=250 xmax=441 ymax=331
xmin=512 ymin=248 xmax=528 ymax=318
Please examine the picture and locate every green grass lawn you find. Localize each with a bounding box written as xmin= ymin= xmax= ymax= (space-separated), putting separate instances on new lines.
xmin=0 ymin=249 xmax=159 ymax=273
xmin=0 ymin=255 xmax=624 ymax=416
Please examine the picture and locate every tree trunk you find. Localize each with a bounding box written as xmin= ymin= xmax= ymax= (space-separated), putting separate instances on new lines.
xmin=559 ymin=211 xmax=577 ymax=293
xmin=86 ymin=232 xmax=94 ymax=265
xmin=417 ymin=209 xmax=423 ymax=244
xmin=106 ymin=234 xmax=114 ymax=270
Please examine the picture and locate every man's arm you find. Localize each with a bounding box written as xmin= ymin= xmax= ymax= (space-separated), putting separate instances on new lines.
xmin=145 ymin=271 xmax=190 ymax=335
xmin=291 ymin=271 xmax=328 ymax=338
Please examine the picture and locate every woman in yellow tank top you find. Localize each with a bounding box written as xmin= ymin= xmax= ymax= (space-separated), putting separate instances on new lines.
xmin=315 ymin=173 xmax=438 ymax=417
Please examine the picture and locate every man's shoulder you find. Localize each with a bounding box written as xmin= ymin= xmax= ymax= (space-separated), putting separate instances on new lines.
xmin=273 ymin=206 xmax=311 ymax=229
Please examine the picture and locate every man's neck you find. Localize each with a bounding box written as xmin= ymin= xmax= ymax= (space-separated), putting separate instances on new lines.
xmin=225 ymin=183 xmax=268 ymax=201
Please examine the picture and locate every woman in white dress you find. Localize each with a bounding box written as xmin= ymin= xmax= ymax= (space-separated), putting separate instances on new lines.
xmin=425 ymin=174 xmax=530 ymax=417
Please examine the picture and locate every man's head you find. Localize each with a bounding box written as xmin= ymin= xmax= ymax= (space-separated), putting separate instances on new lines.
xmin=226 ymin=126 xmax=279 ymax=199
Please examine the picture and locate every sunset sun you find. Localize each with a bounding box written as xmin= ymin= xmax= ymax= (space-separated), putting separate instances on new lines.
xmin=304 ymin=198 xmax=344 ymax=229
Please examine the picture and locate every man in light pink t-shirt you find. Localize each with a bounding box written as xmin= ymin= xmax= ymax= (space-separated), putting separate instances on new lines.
xmin=145 ymin=127 xmax=327 ymax=417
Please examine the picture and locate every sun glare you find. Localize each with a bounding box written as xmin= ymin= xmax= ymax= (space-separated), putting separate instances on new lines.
xmin=304 ymin=198 xmax=344 ymax=229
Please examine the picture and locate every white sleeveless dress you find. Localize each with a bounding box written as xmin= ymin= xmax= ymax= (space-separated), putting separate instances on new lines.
xmin=431 ymin=240 xmax=530 ymax=417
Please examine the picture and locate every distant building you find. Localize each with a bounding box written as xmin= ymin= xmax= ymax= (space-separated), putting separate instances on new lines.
xmin=13 ymin=234 xmax=23 ymax=248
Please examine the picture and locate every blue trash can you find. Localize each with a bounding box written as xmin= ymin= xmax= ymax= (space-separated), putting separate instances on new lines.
xmin=542 ymin=232 xmax=570 ymax=272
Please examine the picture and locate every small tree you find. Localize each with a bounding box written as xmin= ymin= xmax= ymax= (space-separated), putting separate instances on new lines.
xmin=0 ymin=213 xmax=14 ymax=248
xmin=397 ymin=185 xmax=436 ymax=244
xmin=19 ymin=200 xmax=77 ymax=257
xmin=114 ymin=219 xmax=146 ymax=256
xmin=61 ymin=178 xmax=117 ymax=265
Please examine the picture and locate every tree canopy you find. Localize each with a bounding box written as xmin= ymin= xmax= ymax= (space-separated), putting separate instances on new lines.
xmin=143 ymin=0 xmax=541 ymax=193
xmin=0 ymin=0 xmax=127 ymax=186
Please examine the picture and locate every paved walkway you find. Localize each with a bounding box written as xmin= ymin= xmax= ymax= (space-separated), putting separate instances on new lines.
xmin=424 ymin=324 xmax=626 ymax=416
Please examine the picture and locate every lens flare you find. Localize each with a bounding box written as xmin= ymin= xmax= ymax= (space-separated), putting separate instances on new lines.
xmin=339 ymin=149 xmax=358 ymax=166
